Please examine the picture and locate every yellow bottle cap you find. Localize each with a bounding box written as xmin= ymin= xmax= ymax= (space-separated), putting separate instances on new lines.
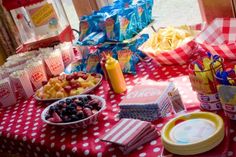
xmin=106 ymin=56 xmax=116 ymax=65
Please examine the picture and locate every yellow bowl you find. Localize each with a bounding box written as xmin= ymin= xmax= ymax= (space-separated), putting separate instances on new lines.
xmin=161 ymin=112 xmax=224 ymax=155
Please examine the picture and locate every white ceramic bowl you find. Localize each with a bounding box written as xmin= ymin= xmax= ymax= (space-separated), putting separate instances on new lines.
xmin=41 ymin=95 xmax=106 ymax=128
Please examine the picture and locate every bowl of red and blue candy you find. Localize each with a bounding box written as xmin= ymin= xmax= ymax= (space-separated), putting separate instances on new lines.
xmin=41 ymin=95 xmax=106 ymax=128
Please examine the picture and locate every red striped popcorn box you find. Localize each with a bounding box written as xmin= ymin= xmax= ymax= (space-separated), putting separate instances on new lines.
xmin=195 ymin=18 xmax=236 ymax=60
xmin=0 ymin=78 xmax=16 ymax=107
xmin=25 ymin=60 xmax=48 ymax=90
xmin=43 ymin=49 xmax=65 ymax=77
xmin=10 ymin=70 xmax=34 ymax=99
xmin=56 ymin=42 xmax=75 ymax=67
xmin=139 ymin=23 xmax=204 ymax=65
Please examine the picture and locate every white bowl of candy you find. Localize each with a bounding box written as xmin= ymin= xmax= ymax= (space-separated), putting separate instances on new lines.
xmin=41 ymin=95 xmax=106 ymax=128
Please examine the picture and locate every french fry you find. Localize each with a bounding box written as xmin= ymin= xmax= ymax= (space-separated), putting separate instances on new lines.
xmin=143 ymin=25 xmax=198 ymax=54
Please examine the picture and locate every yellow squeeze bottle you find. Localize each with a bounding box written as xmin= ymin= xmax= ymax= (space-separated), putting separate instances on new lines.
xmin=105 ymin=56 xmax=127 ymax=94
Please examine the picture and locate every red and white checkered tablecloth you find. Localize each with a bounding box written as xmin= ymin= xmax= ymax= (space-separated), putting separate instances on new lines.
xmin=0 ymin=56 xmax=235 ymax=157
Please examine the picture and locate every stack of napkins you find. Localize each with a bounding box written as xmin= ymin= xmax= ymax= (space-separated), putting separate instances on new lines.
xmin=100 ymin=118 xmax=160 ymax=154
xmin=119 ymin=82 xmax=175 ymax=121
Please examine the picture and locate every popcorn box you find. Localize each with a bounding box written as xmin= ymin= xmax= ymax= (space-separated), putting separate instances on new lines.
xmin=195 ymin=18 xmax=236 ymax=60
xmin=26 ymin=60 xmax=48 ymax=90
xmin=139 ymin=24 xmax=204 ymax=65
xmin=0 ymin=78 xmax=17 ymax=107
xmin=58 ymin=42 xmax=75 ymax=67
xmin=43 ymin=49 xmax=65 ymax=77
xmin=10 ymin=70 xmax=34 ymax=99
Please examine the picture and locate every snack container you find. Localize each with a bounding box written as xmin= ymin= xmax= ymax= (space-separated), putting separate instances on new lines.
xmin=223 ymin=110 xmax=236 ymax=120
xmin=197 ymin=93 xmax=222 ymax=111
xmin=43 ymin=49 xmax=64 ymax=77
xmin=5 ymin=51 xmax=38 ymax=68
xmin=188 ymin=57 xmax=223 ymax=111
xmin=197 ymin=93 xmax=220 ymax=102
xmin=218 ymin=85 xmax=236 ymax=120
xmin=195 ymin=18 xmax=236 ymax=60
xmin=200 ymin=101 xmax=222 ymax=111
xmin=222 ymin=104 xmax=236 ymax=112
xmin=0 ymin=78 xmax=17 ymax=107
xmin=25 ymin=60 xmax=48 ymax=90
xmin=139 ymin=24 xmax=203 ymax=65
xmin=10 ymin=70 xmax=34 ymax=99
xmin=57 ymin=42 xmax=75 ymax=67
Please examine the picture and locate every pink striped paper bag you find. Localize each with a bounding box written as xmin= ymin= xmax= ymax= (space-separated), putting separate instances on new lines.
xmin=26 ymin=60 xmax=47 ymax=90
xmin=0 ymin=78 xmax=16 ymax=107
xmin=10 ymin=70 xmax=34 ymax=99
xmin=43 ymin=49 xmax=65 ymax=77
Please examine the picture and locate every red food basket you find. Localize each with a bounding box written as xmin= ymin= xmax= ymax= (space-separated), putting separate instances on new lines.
xmin=195 ymin=18 xmax=236 ymax=60
xmin=139 ymin=24 xmax=204 ymax=65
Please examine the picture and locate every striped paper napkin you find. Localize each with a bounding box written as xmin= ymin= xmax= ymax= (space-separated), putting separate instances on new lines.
xmin=100 ymin=118 xmax=160 ymax=154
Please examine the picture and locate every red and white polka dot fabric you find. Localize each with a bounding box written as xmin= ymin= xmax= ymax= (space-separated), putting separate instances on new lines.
xmin=0 ymin=57 xmax=235 ymax=157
